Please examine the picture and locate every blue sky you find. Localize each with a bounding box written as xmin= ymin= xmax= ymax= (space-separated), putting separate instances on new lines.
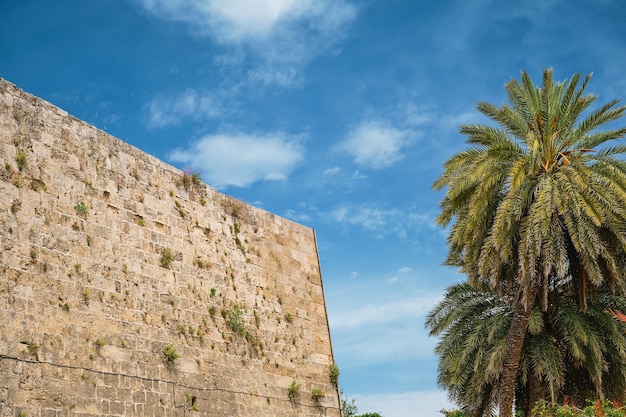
xmin=2 ymin=1 xmax=626 ymax=416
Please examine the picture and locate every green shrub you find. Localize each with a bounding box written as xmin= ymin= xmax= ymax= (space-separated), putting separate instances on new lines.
xmin=94 ymin=337 xmax=105 ymax=350
xmin=329 ymin=363 xmax=340 ymax=384
xmin=530 ymin=400 xmax=626 ymax=417
xmin=26 ymin=341 xmax=39 ymax=356
xmin=160 ymin=247 xmax=173 ymax=268
xmin=225 ymin=305 xmax=245 ymax=334
xmin=287 ymin=380 xmax=300 ymax=401
xmin=15 ymin=148 xmax=27 ymax=171
xmin=162 ymin=344 xmax=180 ymax=363
xmin=74 ymin=202 xmax=89 ymax=216
xmin=311 ymin=387 xmax=325 ymax=403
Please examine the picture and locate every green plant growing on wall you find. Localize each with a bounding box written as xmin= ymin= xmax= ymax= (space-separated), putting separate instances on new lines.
xmin=11 ymin=200 xmax=21 ymax=214
xmin=329 ymin=363 xmax=340 ymax=384
xmin=180 ymin=167 xmax=202 ymax=190
xmin=74 ymin=202 xmax=89 ymax=216
xmin=191 ymin=169 xmax=201 ymax=185
xmin=162 ymin=344 xmax=180 ymax=364
xmin=181 ymin=171 xmax=192 ymax=189
xmin=287 ymin=380 xmax=300 ymax=401
xmin=174 ymin=200 xmax=186 ymax=218
xmin=235 ymin=236 xmax=246 ymax=253
xmin=185 ymin=393 xmax=199 ymax=411
xmin=225 ymin=305 xmax=246 ymax=334
xmin=247 ymin=334 xmax=263 ymax=353
xmin=285 ymin=312 xmax=294 ymax=323
xmin=15 ymin=148 xmax=27 ymax=171
xmin=94 ymin=337 xmax=105 ymax=351
xmin=26 ymin=341 xmax=39 ymax=356
xmin=160 ymin=247 xmax=173 ymax=268
xmin=311 ymin=387 xmax=325 ymax=403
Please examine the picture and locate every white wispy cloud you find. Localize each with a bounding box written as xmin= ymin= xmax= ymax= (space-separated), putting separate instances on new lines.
xmin=335 ymin=324 xmax=435 ymax=362
xmin=351 ymin=170 xmax=367 ymax=180
xmin=330 ymin=296 xmax=439 ymax=331
xmin=399 ymin=102 xmax=435 ymax=127
xmin=323 ymin=166 xmax=341 ymax=176
xmin=439 ymin=111 xmax=481 ymax=130
xmin=354 ymin=390 xmax=454 ymax=417
xmin=246 ymin=66 xmax=303 ymax=89
xmin=136 ymin=0 xmax=356 ymax=87
xmin=283 ymin=208 xmax=312 ymax=223
xmin=341 ymin=120 xmax=412 ymax=169
xmin=146 ymin=89 xmax=222 ymax=128
xmin=330 ymin=205 xmax=392 ymax=232
xmin=328 ymin=203 xmax=437 ymax=238
xmin=169 ymin=132 xmax=304 ymax=188
xmin=137 ymin=0 xmax=354 ymax=43
xmin=328 ymin=291 xmax=444 ymax=363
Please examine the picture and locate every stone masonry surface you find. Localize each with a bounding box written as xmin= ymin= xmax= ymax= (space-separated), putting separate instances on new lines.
xmin=0 ymin=78 xmax=341 ymax=417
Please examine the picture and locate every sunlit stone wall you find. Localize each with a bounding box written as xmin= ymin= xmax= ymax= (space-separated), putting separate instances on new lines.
xmin=0 ymin=78 xmax=340 ymax=417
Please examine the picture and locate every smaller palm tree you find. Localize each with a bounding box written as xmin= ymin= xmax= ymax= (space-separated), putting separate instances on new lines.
xmin=426 ymin=283 xmax=626 ymax=417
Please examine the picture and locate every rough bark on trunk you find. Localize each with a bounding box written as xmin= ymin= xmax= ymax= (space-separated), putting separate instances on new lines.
xmin=499 ymin=292 xmax=535 ymax=417
xmin=526 ymin=372 xmax=547 ymax=417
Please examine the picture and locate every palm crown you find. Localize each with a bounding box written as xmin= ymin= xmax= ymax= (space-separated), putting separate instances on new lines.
xmin=434 ymin=69 xmax=626 ymax=310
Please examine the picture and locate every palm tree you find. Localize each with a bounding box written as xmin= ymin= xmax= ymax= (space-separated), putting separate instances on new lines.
xmin=433 ymin=69 xmax=626 ymax=417
xmin=426 ymin=283 xmax=626 ymax=417
xmin=426 ymin=283 xmax=505 ymax=417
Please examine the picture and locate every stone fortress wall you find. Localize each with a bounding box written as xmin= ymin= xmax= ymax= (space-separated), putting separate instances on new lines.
xmin=0 ymin=78 xmax=341 ymax=417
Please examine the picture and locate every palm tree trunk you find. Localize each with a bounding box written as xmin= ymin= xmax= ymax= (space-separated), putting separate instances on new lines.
xmin=499 ymin=290 xmax=536 ymax=417
xmin=527 ymin=372 xmax=547 ymax=417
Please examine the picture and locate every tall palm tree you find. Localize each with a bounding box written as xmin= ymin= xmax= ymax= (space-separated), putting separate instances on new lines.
xmin=433 ymin=69 xmax=626 ymax=417
xmin=426 ymin=283 xmax=626 ymax=417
